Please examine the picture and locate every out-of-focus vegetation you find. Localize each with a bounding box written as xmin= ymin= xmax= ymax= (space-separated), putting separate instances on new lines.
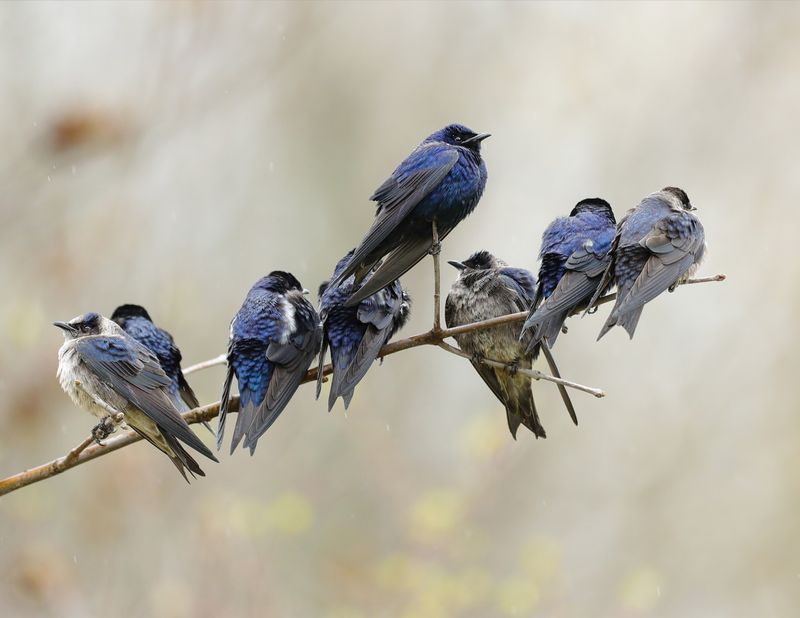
xmin=1 ymin=2 xmax=798 ymax=616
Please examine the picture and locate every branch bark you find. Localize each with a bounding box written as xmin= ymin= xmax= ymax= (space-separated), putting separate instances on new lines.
xmin=0 ymin=274 xmax=725 ymax=497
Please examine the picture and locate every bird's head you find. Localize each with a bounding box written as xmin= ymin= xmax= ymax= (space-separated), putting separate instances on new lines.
xmin=54 ymin=312 xmax=104 ymax=339
xmin=447 ymin=250 xmax=502 ymax=274
xmin=570 ymin=197 xmax=616 ymax=223
xmin=255 ymin=271 xmax=307 ymax=295
xmin=428 ymin=123 xmax=491 ymax=154
xmin=110 ymin=303 xmax=152 ymax=326
xmin=663 ymin=187 xmax=696 ymax=211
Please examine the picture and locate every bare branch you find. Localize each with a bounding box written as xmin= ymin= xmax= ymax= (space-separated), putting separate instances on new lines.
xmin=0 ymin=274 xmax=725 ymax=497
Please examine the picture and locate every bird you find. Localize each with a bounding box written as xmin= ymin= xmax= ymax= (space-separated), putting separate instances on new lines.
xmin=217 ymin=271 xmax=322 ymax=455
xmin=521 ymin=198 xmax=617 ymax=351
xmin=445 ymin=250 xmax=574 ymax=439
xmin=331 ymin=123 xmax=490 ymax=307
xmin=316 ymin=249 xmax=411 ymax=411
xmin=110 ymin=304 xmax=211 ymax=433
xmin=587 ymin=187 xmax=706 ymax=339
xmin=55 ymin=312 xmax=218 ymax=481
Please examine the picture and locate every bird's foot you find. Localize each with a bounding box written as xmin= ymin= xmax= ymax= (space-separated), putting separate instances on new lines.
xmin=91 ymin=415 xmax=117 ymax=446
xmin=586 ymin=306 xmax=598 ymax=315
xmin=507 ymin=361 xmax=520 ymax=376
xmin=429 ymin=240 xmax=442 ymax=256
xmin=668 ymin=282 xmax=678 ymax=293
xmin=471 ymin=352 xmax=486 ymax=365
xmin=561 ymin=325 xmax=569 ymax=334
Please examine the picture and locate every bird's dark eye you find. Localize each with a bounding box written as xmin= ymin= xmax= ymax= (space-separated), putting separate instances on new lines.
xmin=454 ymin=136 xmax=462 ymax=143
xmin=81 ymin=324 xmax=91 ymax=333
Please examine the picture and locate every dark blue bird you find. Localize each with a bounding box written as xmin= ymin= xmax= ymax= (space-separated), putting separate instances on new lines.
xmin=521 ymin=198 xmax=616 ymax=351
xmin=445 ymin=251 xmax=575 ymax=438
xmin=316 ymin=249 xmax=411 ymax=411
xmin=217 ymin=272 xmax=322 ymax=455
xmin=587 ymin=187 xmax=706 ymax=339
xmin=331 ymin=123 xmax=489 ymax=307
xmin=111 ymin=304 xmax=201 ymax=414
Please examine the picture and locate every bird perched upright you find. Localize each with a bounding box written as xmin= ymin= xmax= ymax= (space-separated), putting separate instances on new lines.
xmin=111 ymin=304 xmax=200 ymax=411
xmin=55 ymin=312 xmax=218 ymax=481
xmin=445 ymin=251 xmax=574 ymax=439
xmin=331 ymin=123 xmax=490 ymax=307
xmin=521 ymin=198 xmax=617 ymax=351
xmin=588 ymin=187 xmax=706 ymax=339
xmin=316 ymin=249 xmax=411 ymax=411
xmin=218 ymin=271 xmax=321 ymax=455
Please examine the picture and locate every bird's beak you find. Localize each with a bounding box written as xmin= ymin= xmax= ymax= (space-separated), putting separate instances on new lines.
xmin=302 ymin=288 xmax=310 ymax=295
xmin=53 ymin=321 xmax=78 ymax=334
xmin=462 ymin=133 xmax=491 ymax=145
xmin=447 ymin=260 xmax=467 ymax=271
xmin=689 ymin=205 xmax=698 ymax=211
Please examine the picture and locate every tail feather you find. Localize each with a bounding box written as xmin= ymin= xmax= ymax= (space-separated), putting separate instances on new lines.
xmin=216 ymin=362 xmax=235 ymax=451
xmin=540 ymin=343 xmax=578 ymax=426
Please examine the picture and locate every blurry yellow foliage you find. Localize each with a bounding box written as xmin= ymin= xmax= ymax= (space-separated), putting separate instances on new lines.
xmin=4 ymin=299 xmax=45 ymax=349
xmin=520 ymin=536 xmax=561 ymax=589
xmin=619 ymin=566 xmax=663 ymax=612
xmin=376 ymin=554 xmax=494 ymax=617
xmin=408 ymin=489 xmax=465 ymax=543
xmin=460 ymin=414 xmax=506 ymax=460
xmin=202 ymin=491 xmax=313 ymax=539
xmin=495 ymin=575 xmax=541 ymax=616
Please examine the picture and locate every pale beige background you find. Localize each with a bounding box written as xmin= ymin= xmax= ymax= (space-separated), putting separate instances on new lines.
xmin=0 ymin=2 xmax=798 ymax=617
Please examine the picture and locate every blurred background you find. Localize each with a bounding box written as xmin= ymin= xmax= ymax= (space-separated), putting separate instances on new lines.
xmin=0 ymin=1 xmax=797 ymax=616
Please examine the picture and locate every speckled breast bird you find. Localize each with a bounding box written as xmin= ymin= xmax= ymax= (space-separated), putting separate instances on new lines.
xmin=445 ymin=251 xmax=556 ymax=439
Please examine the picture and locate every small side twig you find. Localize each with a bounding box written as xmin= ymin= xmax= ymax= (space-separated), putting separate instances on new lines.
xmin=436 ymin=341 xmax=605 ymax=398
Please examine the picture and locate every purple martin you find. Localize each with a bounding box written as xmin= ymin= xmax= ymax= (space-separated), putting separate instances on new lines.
xmin=588 ymin=187 xmax=706 ymax=339
xmin=521 ymin=198 xmax=617 ymax=350
xmin=331 ymin=123 xmax=489 ymax=307
xmin=217 ymin=271 xmax=322 ymax=455
xmin=111 ymin=303 xmax=213 ymax=434
xmin=445 ymin=251 xmax=572 ymax=439
xmin=55 ymin=312 xmax=218 ymax=481
xmin=316 ymin=249 xmax=411 ymax=411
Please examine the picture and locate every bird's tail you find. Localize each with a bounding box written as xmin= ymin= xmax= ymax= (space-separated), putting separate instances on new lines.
xmin=506 ymin=377 xmax=546 ymax=440
xmin=216 ymin=361 xmax=235 ymax=451
xmin=597 ymin=295 xmax=643 ymax=341
xmin=163 ymin=433 xmax=206 ymax=482
xmin=128 ymin=425 xmax=205 ymax=483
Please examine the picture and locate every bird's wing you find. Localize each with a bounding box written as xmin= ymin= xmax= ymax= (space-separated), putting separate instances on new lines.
xmin=344 ymin=236 xmax=432 ymax=306
xmin=75 ymin=336 xmax=216 ymax=460
xmin=330 ymin=284 xmax=405 ymax=404
xmin=215 ymin=342 xmax=236 ymax=451
xmin=529 ymin=242 xmax=610 ymax=325
xmin=585 ymin=213 xmax=629 ymax=312
xmin=469 ymin=360 xmax=507 ymax=407
xmin=333 ymin=147 xmax=459 ymax=288
xmin=244 ymin=301 xmax=322 ymax=451
xmin=615 ymin=211 xmax=705 ymax=315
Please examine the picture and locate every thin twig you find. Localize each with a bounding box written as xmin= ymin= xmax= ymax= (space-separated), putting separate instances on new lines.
xmin=0 ymin=274 xmax=725 ymax=497
xmin=183 ymin=353 xmax=227 ymax=375
xmin=436 ymin=341 xmax=605 ymax=398
xmin=431 ymin=221 xmax=441 ymax=333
